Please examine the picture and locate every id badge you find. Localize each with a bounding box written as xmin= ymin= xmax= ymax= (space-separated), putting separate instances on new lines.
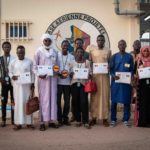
xmin=146 ymin=79 xmax=150 ymax=85
xmin=77 ymin=82 xmax=81 ymax=87
xmin=124 ymin=63 xmax=130 ymax=68
xmin=51 ymin=56 xmax=56 ymax=63
xmin=5 ymin=77 xmax=9 ymax=81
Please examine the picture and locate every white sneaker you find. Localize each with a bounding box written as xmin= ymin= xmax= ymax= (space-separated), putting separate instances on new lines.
xmin=110 ymin=121 xmax=116 ymax=127
xmin=123 ymin=121 xmax=131 ymax=127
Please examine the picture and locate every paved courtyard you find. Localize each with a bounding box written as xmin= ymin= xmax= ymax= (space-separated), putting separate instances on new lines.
xmin=0 ymin=112 xmax=150 ymax=150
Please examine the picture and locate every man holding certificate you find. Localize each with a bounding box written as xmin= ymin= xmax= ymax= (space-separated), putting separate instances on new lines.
xmin=87 ymin=34 xmax=111 ymax=127
xmin=9 ymin=45 xmax=35 ymax=130
xmin=57 ymin=40 xmax=74 ymax=126
xmin=33 ymin=33 xmax=58 ymax=131
xmin=110 ymin=40 xmax=134 ymax=127
xmin=71 ymin=47 xmax=91 ymax=129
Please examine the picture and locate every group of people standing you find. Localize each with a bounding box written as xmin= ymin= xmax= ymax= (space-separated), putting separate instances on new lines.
xmin=0 ymin=33 xmax=150 ymax=131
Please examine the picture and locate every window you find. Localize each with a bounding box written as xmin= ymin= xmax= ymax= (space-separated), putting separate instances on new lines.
xmin=140 ymin=13 xmax=150 ymax=46
xmin=141 ymin=32 xmax=150 ymax=46
xmin=140 ymin=0 xmax=150 ymax=3
xmin=3 ymin=21 xmax=32 ymax=41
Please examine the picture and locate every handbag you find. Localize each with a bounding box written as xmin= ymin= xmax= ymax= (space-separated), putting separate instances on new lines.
xmin=84 ymin=79 xmax=97 ymax=93
xmin=26 ymin=90 xmax=39 ymax=115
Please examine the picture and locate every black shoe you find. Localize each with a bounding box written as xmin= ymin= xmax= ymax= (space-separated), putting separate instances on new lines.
xmin=58 ymin=122 xmax=63 ymax=127
xmin=39 ymin=124 xmax=46 ymax=131
xmin=63 ymin=121 xmax=71 ymax=126
xmin=75 ymin=122 xmax=82 ymax=127
xmin=48 ymin=123 xmax=59 ymax=128
xmin=1 ymin=121 xmax=6 ymax=127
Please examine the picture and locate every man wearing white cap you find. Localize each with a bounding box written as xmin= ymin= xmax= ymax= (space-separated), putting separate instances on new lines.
xmin=33 ymin=33 xmax=59 ymax=131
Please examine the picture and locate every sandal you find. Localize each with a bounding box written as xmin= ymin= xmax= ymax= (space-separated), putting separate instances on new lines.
xmin=27 ymin=125 xmax=35 ymax=130
xmin=89 ymin=119 xmax=96 ymax=126
xmin=13 ymin=125 xmax=22 ymax=131
xmin=103 ymin=119 xmax=109 ymax=127
xmin=1 ymin=121 xmax=6 ymax=127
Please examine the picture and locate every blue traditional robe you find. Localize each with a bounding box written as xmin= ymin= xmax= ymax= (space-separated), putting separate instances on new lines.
xmin=110 ymin=52 xmax=134 ymax=104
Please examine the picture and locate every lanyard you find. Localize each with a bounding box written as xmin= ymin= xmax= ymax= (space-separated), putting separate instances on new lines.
xmin=4 ymin=56 xmax=10 ymax=75
xmin=77 ymin=60 xmax=86 ymax=68
xmin=4 ymin=56 xmax=10 ymax=66
xmin=77 ymin=63 xmax=83 ymax=68
xmin=62 ymin=54 xmax=68 ymax=70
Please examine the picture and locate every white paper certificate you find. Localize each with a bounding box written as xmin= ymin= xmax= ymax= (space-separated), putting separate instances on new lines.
xmin=115 ymin=72 xmax=131 ymax=84
xmin=93 ymin=63 xmax=108 ymax=74
xmin=138 ymin=67 xmax=150 ymax=79
xmin=73 ymin=68 xmax=89 ymax=79
xmin=37 ymin=65 xmax=53 ymax=76
xmin=17 ymin=72 xmax=31 ymax=84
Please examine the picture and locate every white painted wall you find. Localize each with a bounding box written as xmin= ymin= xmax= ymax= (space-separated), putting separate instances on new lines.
xmin=0 ymin=0 xmax=140 ymax=58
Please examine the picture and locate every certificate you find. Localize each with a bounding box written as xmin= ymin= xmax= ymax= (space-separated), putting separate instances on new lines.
xmin=73 ymin=68 xmax=89 ymax=79
xmin=138 ymin=67 xmax=150 ymax=79
xmin=17 ymin=72 xmax=32 ymax=84
xmin=93 ymin=63 xmax=108 ymax=74
xmin=37 ymin=65 xmax=53 ymax=76
xmin=115 ymin=72 xmax=131 ymax=84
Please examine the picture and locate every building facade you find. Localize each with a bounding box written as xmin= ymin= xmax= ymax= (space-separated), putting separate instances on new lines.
xmin=0 ymin=0 xmax=149 ymax=58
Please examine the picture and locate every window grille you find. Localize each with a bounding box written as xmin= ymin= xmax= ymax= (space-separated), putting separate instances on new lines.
xmin=2 ymin=21 xmax=32 ymax=41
